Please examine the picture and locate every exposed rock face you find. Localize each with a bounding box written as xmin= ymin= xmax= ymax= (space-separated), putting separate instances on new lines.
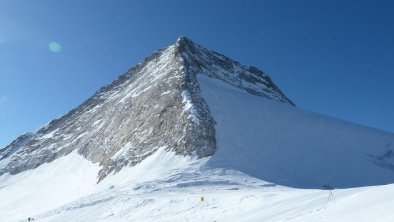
xmin=0 ymin=133 xmax=33 ymax=161
xmin=0 ymin=37 xmax=293 ymax=181
xmin=176 ymin=37 xmax=294 ymax=105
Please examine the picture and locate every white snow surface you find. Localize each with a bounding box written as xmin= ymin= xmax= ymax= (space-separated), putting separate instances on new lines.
xmin=0 ymin=151 xmax=101 ymax=221
xmin=198 ymin=75 xmax=394 ymax=189
xmin=181 ymin=90 xmax=199 ymax=123
xmin=1 ymin=148 xmax=394 ymax=222
xmin=1 ymin=75 xmax=394 ymax=221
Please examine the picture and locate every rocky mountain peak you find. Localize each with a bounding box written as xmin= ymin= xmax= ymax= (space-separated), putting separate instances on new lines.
xmin=175 ymin=36 xmax=193 ymax=47
xmin=0 ymin=37 xmax=293 ymax=181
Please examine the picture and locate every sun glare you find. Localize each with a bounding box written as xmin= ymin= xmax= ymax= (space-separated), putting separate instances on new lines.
xmin=48 ymin=42 xmax=62 ymax=53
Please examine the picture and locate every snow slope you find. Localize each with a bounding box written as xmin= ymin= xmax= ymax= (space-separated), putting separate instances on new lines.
xmin=1 ymin=75 xmax=394 ymax=222
xmin=3 ymin=149 xmax=394 ymax=222
xmin=198 ymin=75 xmax=394 ymax=188
xmin=0 ymin=147 xmax=202 ymax=222
xmin=33 ymin=183 xmax=394 ymax=222
xmin=0 ymin=152 xmax=101 ymax=221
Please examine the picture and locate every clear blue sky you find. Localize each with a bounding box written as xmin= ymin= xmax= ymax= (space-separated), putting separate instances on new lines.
xmin=1 ymin=0 xmax=393 ymax=148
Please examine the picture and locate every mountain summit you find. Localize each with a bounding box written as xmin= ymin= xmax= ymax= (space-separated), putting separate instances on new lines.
xmin=0 ymin=37 xmax=292 ymax=181
xmin=1 ymin=37 xmax=394 ymax=222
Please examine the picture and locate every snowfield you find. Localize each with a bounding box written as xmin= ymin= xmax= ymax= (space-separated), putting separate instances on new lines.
xmin=198 ymin=75 xmax=394 ymax=189
xmin=0 ymin=152 xmax=101 ymax=221
xmin=1 ymin=75 xmax=394 ymax=221
xmin=1 ymin=148 xmax=394 ymax=222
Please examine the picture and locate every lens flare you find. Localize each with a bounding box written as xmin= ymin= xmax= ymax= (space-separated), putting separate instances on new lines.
xmin=49 ymin=42 xmax=62 ymax=53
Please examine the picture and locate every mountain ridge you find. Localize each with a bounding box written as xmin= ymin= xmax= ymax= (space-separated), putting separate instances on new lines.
xmin=1 ymin=36 xmax=394 ymax=222
xmin=0 ymin=37 xmax=292 ymax=181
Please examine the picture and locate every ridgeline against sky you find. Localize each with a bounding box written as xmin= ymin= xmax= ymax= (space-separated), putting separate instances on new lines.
xmin=0 ymin=0 xmax=393 ymax=147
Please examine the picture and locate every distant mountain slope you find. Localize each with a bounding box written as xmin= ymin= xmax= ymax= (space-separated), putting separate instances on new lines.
xmin=198 ymin=75 xmax=394 ymax=188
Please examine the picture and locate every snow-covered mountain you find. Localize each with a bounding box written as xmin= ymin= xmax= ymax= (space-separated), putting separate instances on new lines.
xmin=0 ymin=37 xmax=291 ymax=181
xmin=1 ymin=37 xmax=394 ymax=222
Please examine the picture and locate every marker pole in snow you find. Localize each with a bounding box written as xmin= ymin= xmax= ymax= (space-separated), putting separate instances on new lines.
xmin=322 ymin=184 xmax=335 ymax=208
